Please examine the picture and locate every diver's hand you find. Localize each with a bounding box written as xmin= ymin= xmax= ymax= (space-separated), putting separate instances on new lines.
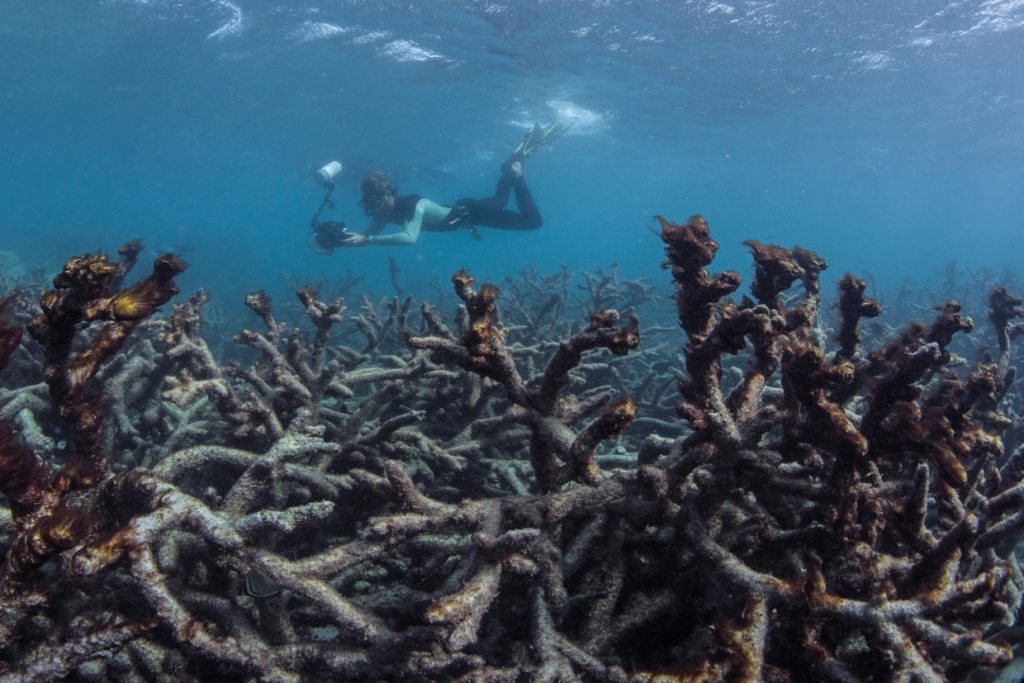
xmin=340 ymin=233 xmax=369 ymax=247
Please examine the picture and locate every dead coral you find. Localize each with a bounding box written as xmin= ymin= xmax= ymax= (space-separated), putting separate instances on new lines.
xmin=2 ymin=221 xmax=1023 ymax=682
xmin=648 ymin=214 xmax=1020 ymax=681
xmin=409 ymin=269 xmax=640 ymax=492
xmin=3 ymin=252 xmax=186 ymax=577
xmin=160 ymin=286 xmax=431 ymax=452
xmin=0 ymin=251 xmax=186 ymax=677
xmin=0 ymin=296 xmax=21 ymax=371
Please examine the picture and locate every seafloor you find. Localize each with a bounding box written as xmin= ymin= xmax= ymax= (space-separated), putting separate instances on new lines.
xmin=1 ymin=215 xmax=1023 ymax=682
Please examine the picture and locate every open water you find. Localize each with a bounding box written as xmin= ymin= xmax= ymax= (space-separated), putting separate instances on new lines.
xmin=2 ymin=0 xmax=1023 ymax=315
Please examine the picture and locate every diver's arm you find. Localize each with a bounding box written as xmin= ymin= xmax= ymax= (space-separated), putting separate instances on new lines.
xmin=368 ymin=198 xmax=453 ymax=243
xmin=365 ymin=208 xmax=422 ymax=245
xmin=343 ymin=200 xmax=451 ymax=247
xmin=339 ymin=216 xmax=408 ymax=247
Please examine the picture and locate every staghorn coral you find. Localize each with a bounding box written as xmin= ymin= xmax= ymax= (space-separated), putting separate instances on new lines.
xmin=351 ymin=293 xmax=414 ymax=355
xmin=989 ymin=286 xmax=1024 ymax=367
xmin=409 ymin=269 xmax=640 ymax=493
xmin=1 ymin=222 xmax=1023 ymax=682
xmin=160 ymin=286 xmax=432 ymax=451
xmin=0 ymin=296 xmax=22 ymax=378
xmin=0 ymin=250 xmax=186 ymax=677
xmin=988 ymin=286 xmax=1024 ymax=459
xmin=575 ymin=263 xmax=658 ymax=318
xmin=647 ymin=214 xmax=1021 ymax=680
xmin=3 ymin=252 xmax=187 ymax=577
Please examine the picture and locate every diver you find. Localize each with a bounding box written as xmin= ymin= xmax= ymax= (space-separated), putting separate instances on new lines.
xmin=309 ymin=123 xmax=570 ymax=253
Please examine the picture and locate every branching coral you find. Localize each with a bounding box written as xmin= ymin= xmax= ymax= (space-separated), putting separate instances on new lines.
xmin=2 ymin=252 xmax=186 ymax=579
xmin=160 ymin=286 xmax=423 ymax=448
xmin=989 ymin=286 xmax=1024 ymax=369
xmin=648 ymin=214 xmax=1020 ymax=680
xmin=409 ymin=269 xmax=640 ymax=493
xmin=0 ymin=251 xmax=186 ymax=677
xmin=1 ymin=219 xmax=1022 ymax=683
xmin=0 ymin=297 xmax=21 ymax=371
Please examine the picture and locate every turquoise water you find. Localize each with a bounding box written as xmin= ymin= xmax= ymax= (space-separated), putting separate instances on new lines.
xmin=2 ymin=0 xmax=1022 ymax=314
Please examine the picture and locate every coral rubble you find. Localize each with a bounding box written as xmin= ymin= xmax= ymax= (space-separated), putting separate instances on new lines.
xmin=0 ymin=219 xmax=1022 ymax=683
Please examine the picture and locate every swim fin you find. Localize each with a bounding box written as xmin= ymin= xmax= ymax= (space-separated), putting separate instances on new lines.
xmin=506 ymin=121 xmax=572 ymax=166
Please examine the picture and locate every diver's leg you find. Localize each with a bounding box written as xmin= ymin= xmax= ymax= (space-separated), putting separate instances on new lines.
xmin=475 ymin=174 xmax=514 ymax=210
xmin=509 ymin=176 xmax=542 ymax=229
xmin=464 ymin=176 xmax=542 ymax=231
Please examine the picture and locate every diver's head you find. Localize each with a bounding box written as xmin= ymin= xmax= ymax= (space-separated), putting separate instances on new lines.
xmin=359 ymin=171 xmax=397 ymax=219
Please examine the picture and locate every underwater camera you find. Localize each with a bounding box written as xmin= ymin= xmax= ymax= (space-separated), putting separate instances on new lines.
xmin=310 ymin=220 xmax=352 ymax=255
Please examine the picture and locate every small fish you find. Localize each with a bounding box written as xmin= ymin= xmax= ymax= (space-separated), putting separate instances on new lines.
xmin=242 ymin=551 xmax=297 ymax=599
xmin=243 ymin=569 xmax=282 ymax=599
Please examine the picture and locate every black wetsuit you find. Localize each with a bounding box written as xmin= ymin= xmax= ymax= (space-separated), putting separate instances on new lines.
xmin=391 ymin=193 xmax=423 ymax=223
xmin=450 ymin=174 xmax=542 ymax=231
xmin=369 ymin=174 xmax=542 ymax=243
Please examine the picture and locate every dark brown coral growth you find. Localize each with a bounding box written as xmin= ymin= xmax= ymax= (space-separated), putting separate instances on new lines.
xmin=657 ymin=214 xmax=741 ymax=343
xmin=647 ymin=214 xmax=1020 ymax=680
xmin=657 ymin=215 xmax=823 ymax=450
xmin=989 ymin=285 xmax=1024 ymax=368
xmin=743 ymin=239 xmax=804 ymax=310
xmin=0 ymin=249 xmax=186 ymax=680
xmin=0 ymin=296 xmax=21 ymax=370
xmin=409 ymin=269 xmax=639 ymax=492
xmin=2 ymin=252 xmax=186 ymax=581
xmin=835 ymin=273 xmax=883 ymax=361
xmin=1 ymin=226 xmax=1022 ymax=682
xmin=0 ymin=423 xmax=46 ymax=519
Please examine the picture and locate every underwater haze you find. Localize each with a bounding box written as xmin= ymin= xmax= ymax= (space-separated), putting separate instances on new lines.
xmin=2 ymin=0 xmax=1023 ymax=308
xmin=8 ymin=3 xmax=1024 ymax=681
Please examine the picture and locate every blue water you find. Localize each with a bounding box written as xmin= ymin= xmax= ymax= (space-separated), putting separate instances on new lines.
xmin=2 ymin=0 xmax=1023 ymax=318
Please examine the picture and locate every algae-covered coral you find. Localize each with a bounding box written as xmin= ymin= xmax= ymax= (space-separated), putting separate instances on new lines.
xmin=1 ymin=218 xmax=1023 ymax=682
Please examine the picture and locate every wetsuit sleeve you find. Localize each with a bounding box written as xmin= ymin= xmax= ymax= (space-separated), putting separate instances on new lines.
xmin=365 ymin=199 xmax=426 ymax=246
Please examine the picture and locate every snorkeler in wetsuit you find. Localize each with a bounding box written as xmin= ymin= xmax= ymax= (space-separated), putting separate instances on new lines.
xmin=310 ymin=123 xmax=569 ymax=252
